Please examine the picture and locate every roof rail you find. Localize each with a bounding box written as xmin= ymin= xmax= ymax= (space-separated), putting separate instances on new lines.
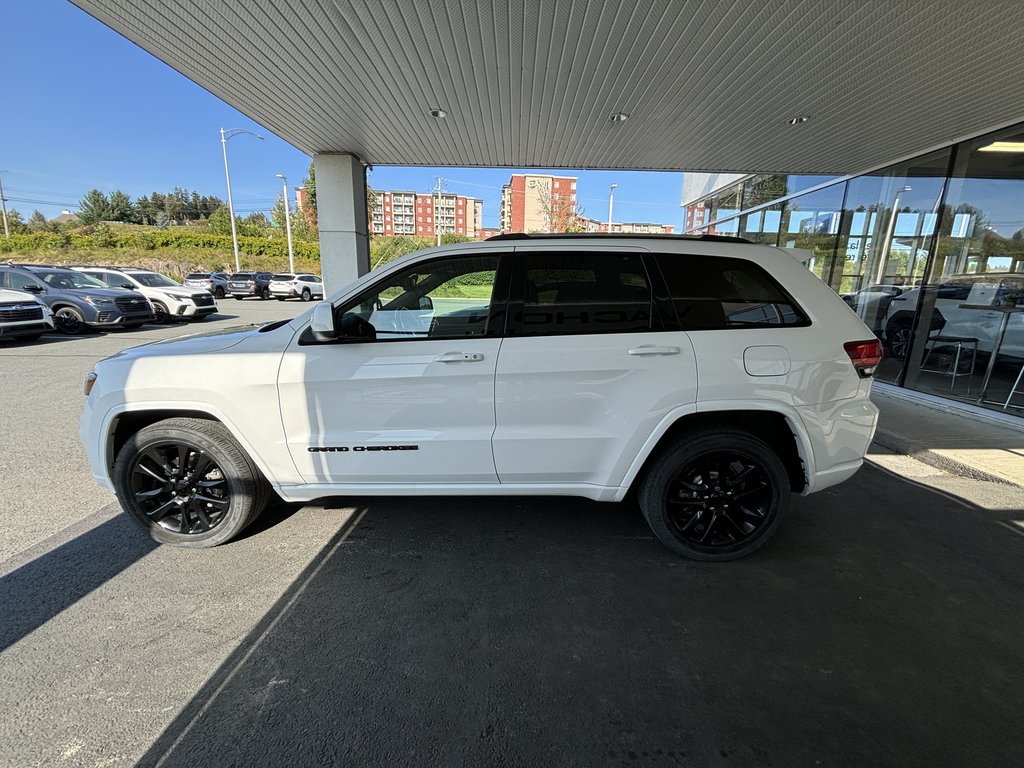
xmin=485 ymin=232 xmax=752 ymax=244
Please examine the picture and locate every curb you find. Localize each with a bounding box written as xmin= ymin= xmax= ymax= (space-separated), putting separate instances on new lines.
xmin=872 ymin=429 xmax=1022 ymax=488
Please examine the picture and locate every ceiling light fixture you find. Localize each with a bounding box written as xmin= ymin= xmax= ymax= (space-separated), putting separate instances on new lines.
xmin=978 ymin=141 xmax=1024 ymax=152
xmin=429 ymin=108 xmax=447 ymax=119
xmin=609 ymin=112 xmax=629 ymax=123
xmin=786 ymin=115 xmax=810 ymax=125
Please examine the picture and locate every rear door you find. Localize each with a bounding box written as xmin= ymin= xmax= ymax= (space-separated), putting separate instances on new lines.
xmin=492 ymin=246 xmax=697 ymax=488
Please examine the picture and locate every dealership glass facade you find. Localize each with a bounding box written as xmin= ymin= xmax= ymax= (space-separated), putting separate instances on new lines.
xmin=684 ymin=123 xmax=1024 ymax=417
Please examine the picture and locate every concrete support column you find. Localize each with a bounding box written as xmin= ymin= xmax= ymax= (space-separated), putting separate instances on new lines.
xmin=314 ymin=152 xmax=370 ymax=292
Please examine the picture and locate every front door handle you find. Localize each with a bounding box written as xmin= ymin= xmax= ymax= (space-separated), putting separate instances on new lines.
xmin=628 ymin=345 xmax=680 ymax=356
xmin=433 ymin=352 xmax=485 ymax=363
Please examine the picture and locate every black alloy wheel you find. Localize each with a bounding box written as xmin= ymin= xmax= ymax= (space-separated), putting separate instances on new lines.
xmin=886 ymin=321 xmax=912 ymax=359
xmin=54 ymin=306 xmax=86 ymax=334
xmin=301 ymin=287 xmax=312 ymax=302
xmin=640 ymin=428 xmax=788 ymax=561
xmin=151 ymin=301 xmax=170 ymax=324
xmin=113 ymin=417 xmax=268 ymax=547
xmin=129 ymin=442 xmax=231 ymax=535
xmin=214 ymin=286 xmax=225 ymax=299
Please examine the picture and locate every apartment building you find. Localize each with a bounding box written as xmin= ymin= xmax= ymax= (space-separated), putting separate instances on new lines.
xmin=579 ymin=218 xmax=675 ymax=234
xmin=499 ymin=174 xmax=578 ymax=233
xmin=371 ymin=190 xmax=483 ymax=238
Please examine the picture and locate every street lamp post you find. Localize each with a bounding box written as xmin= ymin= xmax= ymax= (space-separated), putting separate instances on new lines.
xmin=0 ymin=170 xmax=9 ymax=238
xmin=220 ymin=127 xmax=263 ymax=272
xmin=276 ymin=173 xmax=295 ymax=273
xmin=607 ymin=183 xmax=618 ymax=232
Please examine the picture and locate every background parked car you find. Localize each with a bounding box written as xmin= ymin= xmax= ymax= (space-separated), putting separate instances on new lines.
xmin=228 ymin=272 xmax=273 ymax=300
xmin=0 ymin=286 xmax=54 ymax=340
xmin=73 ymin=266 xmax=217 ymax=323
xmin=0 ymin=264 xmax=154 ymax=334
xmin=269 ymin=273 xmax=325 ymax=301
xmin=184 ymin=271 xmax=230 ymax=299
xmin=882 ymin=274 xmax=1024 ymax=359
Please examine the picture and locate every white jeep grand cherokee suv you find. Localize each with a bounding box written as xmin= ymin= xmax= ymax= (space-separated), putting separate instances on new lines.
xmin=80 ymin=235 xmax=881 ymax=560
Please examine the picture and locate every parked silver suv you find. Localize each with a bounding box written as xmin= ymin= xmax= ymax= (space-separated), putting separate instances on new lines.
xmin=184 ymin=271 xmax=230 ymax=299
xmin=0 ymin=264 xmax=153 ymax=334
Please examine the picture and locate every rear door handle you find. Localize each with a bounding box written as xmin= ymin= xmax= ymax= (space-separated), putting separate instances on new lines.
xmin=628 ymin=345 xmax=680 ymax=356
xmin=433 ymin=352 xmax=485 ymax=362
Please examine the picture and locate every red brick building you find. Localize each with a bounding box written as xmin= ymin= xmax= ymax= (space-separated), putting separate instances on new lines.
xmin=371 ymin=190 xmax=483 ymax=238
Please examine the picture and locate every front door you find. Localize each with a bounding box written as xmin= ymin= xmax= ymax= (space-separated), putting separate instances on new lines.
xmin=279 ymin=251 xmax=509 ymax=485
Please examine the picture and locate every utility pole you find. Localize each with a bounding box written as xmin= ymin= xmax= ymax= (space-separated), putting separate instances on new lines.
xmin=0 ymin=171 xmax=9 ymax=238
xmin=276 ymin=173 xmax=295 ymax=273
xmin=607 ymin=183 xmax=618 ymax=232
xmin=434 ymin=176 xmax=443 ymax=247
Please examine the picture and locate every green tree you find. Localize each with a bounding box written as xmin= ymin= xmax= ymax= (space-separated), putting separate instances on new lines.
xmin=2 ymin=209 xmax=27 ymax=234
xmin=302 ymin=161 xmax=317 ymax=227
xmin=27 ymin=210 xmax=49 ymax=232
xmin=208 ymin=205 xmax=232 ymax=235
xmin=78 ymin=189 xmax=111 ymax=224
xmin=107 ymin=190 xmax=136 ymax=223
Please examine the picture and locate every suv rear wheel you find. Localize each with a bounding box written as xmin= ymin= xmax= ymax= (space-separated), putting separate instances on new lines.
xmin=214 ymin=286 xmax=225 ymax=299
xmin=112 ymin=417 xmax=269 ymax=547
xmin=639 ymin=428 xmax=788 ymax=561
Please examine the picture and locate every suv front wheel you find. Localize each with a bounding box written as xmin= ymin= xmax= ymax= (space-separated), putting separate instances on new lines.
xmin=639 ymin=428 xmax=789 ymax=561
xmin=112 ymin=417 xmax=269 ymax=547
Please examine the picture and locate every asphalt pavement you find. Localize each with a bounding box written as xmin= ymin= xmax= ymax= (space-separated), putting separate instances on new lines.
xmin=2 ymin=300 xmax=1024 ymax=767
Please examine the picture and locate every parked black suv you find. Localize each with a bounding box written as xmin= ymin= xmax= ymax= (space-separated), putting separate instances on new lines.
xmin=227 ymin=272 xmax=273 ymax=300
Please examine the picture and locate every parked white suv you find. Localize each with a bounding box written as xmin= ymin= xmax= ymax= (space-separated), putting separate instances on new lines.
xmin=73 ymin=266 xmax=217 ymax=323
xmin=0 ymin=288 xmax=55 ymax=340
xmin=80 ymin=235 xmax=881 ymax=560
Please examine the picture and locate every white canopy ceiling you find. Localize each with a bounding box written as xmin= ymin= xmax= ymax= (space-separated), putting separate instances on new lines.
xmin=72 ymin=0 xmax=1024 ymax=174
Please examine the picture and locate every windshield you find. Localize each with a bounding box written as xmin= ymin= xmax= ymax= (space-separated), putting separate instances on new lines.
xmin=186 ymin=273 xmax=210 ymax=279
xmin=130 ymin=272 xmax=179 ymax=288
xmin=231 ymin=273 xmax=254 ymax=280
xmin=38 ymin=270 xmax=109 ymax=290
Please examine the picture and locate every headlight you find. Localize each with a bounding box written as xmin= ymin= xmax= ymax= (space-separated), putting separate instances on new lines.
xmin=168 ymin=293 xmax=192 ymax=302
xmin=83 ymin=296 xmax=116 ymax=306
xmin=84 ymin=371 xmax=97 ymax=396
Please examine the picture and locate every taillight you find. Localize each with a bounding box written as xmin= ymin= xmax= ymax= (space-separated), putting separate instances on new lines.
xmin=844 ymin=339 xmax=883 ymax=378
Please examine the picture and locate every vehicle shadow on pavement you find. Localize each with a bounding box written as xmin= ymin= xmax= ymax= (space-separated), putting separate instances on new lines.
xmin=0 ymin=513 xmax=157 ymax=652
xmin=136 ymin=466 xmax=1024 ymax=768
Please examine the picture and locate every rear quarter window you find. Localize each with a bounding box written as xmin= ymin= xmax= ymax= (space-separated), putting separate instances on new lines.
xmin=654 ymin=254 xmax=809 ymax=330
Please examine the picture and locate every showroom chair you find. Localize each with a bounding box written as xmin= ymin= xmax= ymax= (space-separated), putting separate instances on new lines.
xmin=919 ymin=334 xmax=978 ymax=394
xmin=1004 ymin=364 xmax=1024 ymax=410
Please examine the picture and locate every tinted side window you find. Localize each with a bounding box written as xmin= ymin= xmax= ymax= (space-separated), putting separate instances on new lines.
xmin=655 ymin=254 xmax=808 ymax=330
xmin=510 ymin=252 xmax=657 ymax=336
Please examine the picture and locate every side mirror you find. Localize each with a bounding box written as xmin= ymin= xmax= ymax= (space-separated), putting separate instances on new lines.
xmin=21 ymin=284 xmax=45 ymax=294
xmin=121 ymin=283 xmax=134 ymax=290
xmin=310 ymin=301 xmax=337 ymax=342
xmin=418 ymin=296 xmax=433 ymax=311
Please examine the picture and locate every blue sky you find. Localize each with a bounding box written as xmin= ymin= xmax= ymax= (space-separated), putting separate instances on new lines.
xmin=2 ymin=1 xmax=686 ymax=230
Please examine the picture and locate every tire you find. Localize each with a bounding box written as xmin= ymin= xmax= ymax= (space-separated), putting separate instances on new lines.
xmin=54 ymin=306 xmax=87 ymax=335
xmin=152 ymin=301 xmax=171 ymax=324
xmin=885 ymin=320 xmax=912 ymax=359
xmin=112 ymin=417 xmax=270 ymax=548
xmin=261 ymin=287 xmax=271 ymax=300
xmin=214 ymin=286 xmax=225 ymax=300
xmin=639 ymin=428 xmax=789 ymax=561
xmin=301 ymin=288 xmax=312 ymax=302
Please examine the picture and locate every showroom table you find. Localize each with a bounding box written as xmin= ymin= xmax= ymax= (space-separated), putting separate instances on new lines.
xmin=958 ymin=303 xmax=1024 ymax=403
